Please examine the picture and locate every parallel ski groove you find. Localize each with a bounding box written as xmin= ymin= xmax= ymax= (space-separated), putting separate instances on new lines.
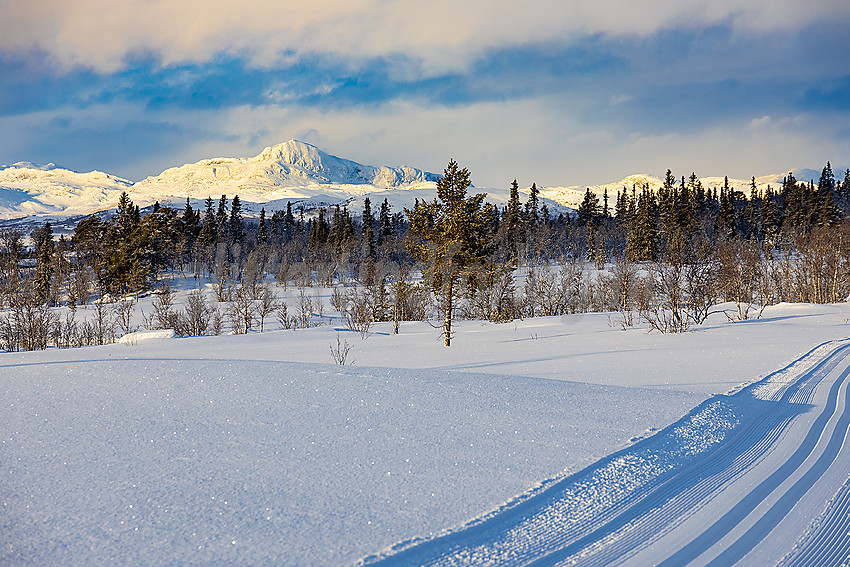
xmin=362 ymin=342 xmax=850 ymax=567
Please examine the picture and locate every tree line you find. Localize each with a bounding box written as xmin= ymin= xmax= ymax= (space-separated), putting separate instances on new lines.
xmin=1 ymin=160 xmax=849 ymax=350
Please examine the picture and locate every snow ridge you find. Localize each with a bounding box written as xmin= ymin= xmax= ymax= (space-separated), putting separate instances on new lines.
xmin=143 ymin=140 xmax=436 ymax=190
xmin=0 ymin=140 xmax=440 ymax=221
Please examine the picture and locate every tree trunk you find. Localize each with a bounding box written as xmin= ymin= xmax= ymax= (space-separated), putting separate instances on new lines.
xmin=444 ymin=276 xmax=453 ymax=347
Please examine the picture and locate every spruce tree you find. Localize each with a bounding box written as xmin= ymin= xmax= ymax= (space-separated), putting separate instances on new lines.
xmin=539 ymin=202 xmax=549 ymax=224
xmin=32 ymin=222 xmax=54 ymax=304
xmin=718 ymin=176 xmax=736 ymax=236
xmin=818 ymin=161 xmax=835 ymax=194
xmin=505 ymin=179 xmax=524 ymax=248
xmin=182 ymin=198 xmax=200 ymax=247
xmin=602 ymin=188 xmax=609 ymax=219
xmin=677 ymin=178 xmax=694 ymax=231
xmin=842 ymin=169 xmax=850 ymax=202
xmin=761 ymin=186 xmax=779 ymax=242
xmin=614 ymin=189 xmax=627 ymax=221
xmin=576 ymin=189 xmax=600 ymax=226
xmin=216 ymin=195 xmax=228 ymax=241
xmin=525 ymin=182 xmax=540 ymax=225
xmin=657 ymin=170 xmax=677 ymax=236
xmin=361 ymin=198 xmax=376 ymax=256
xmin=257 ymin=208 xmax=268 ymax=245
xmin=307 ymin=209 xmax=329 ymax=255
xmin=284 ymin=201 xmax=296 ymax=241
xmin=229 ymin=195 xmax=243 ymax=243
xmin=362 ymin=198 xmax=375 ymax=231
xmin=406 ymin=159 xmax=492 ymax=346
xmin=626 ymin=188 xmax=657 ymax=261
xmin=379 ymin=199 xmax=392 ymax=239
xmin=198 ymin=197 xmax=217 ymax=246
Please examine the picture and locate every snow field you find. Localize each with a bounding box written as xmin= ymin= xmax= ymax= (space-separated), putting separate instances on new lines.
xmin=3 ymin=281 xmax=850 ymax=565
xmin=1 ymin=351 xmax=700 ymax=566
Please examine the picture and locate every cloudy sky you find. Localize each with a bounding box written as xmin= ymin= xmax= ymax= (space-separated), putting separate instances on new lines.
xmin=0 ymin=0 xmax=848 ymax=187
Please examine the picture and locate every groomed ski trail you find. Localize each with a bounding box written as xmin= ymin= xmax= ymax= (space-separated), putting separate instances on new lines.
xmin=359 ymin=340 xmax=850 ymax=567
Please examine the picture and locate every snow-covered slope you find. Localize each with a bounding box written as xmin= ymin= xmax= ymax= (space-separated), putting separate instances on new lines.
xmin=5 ymin=288 xmax=850 ymax=565
xmin=135 ymin=140 xmax=438 ymax=198
xmin=0 ymin=162 xmax=132 ymax=220
xmin=0 ymin=141 xmax=441 ymax=221
xmin=0 ymin=140 xmax=838 ymax=222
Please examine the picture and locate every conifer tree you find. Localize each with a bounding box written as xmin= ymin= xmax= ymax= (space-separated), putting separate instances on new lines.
xmin=406 ymin=159 xmax=493 ymax=346
xmin=539 ymin=202 xmax=549 ymax=224
xmin=379 ymin=198 xmax=393 ymax=240
xmin=677 ymin=177 xmax=694 ymax=231
xmin=362 ymin=198 xmax=375 ymax=231
xmin=32 ymin=222 xmax=54 ymax=304
xmin=504 ymin=179 xmax=524 ymax=249
xmin=308 ymin=209 xmax=329 ymax=255
xmin=626 ymin=188 xmax=657 ymax=261
xmin=657 ymin=170 xmax=677 ymax=236
xmin=283 ymin=201 xmax=296 ymax=241
xmin=576 ymin=188 xmax=600 ymax=226
xmin=817 ymin=190 xmax=840 ymax=226
xmin=525 ymin=183 xmax=540 ymax=225
xmin=216 ymin=195 xmax=229 ymax=241
xmin=761 ymin=186 xmax=779 ymax=242
xmin=602 ymin=188 xmax=609 ymax=219
xmin=198 ymin=197 xmax=217 ymax=246
xmin=718 ymin=176 xmax=736 ymax=236
xmin=818 ymin=161 xmax=835 ymax=194
xmin=615 ymin=189 xmax=627 ymax=221
xmin=181 ymin=198 xmax=200 ymax=251
xmin=257 ymin=207 xmax=268 ymax=245
xmin=361 ymin=198 xmax=376 ymax=257
xmin=842 ymin=169 xmax=850 ymax=202
xmin=229 ymin=195 xmax=243 ymax=243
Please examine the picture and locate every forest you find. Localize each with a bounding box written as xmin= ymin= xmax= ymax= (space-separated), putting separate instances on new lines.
xmin=1 ymin=160 xmax=849 ymax=351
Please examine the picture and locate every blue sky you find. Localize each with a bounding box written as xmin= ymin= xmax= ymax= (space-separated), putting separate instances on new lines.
xmin=0 ymin=1 xmax=848 ymax=187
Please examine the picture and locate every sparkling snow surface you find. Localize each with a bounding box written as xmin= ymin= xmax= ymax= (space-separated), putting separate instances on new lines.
xmin=2 ymin=301 xmax=850 ymax=565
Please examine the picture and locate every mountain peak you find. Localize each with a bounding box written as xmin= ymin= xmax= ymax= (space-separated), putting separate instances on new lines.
xmin=252 ymin=139 xmax=357 ymax=181
xmin=255 ymin=139 xmax=322 ymax=164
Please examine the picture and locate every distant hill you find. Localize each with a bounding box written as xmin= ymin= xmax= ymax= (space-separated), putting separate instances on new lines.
xmin=0 ymin=140 xmax=841 ymax=229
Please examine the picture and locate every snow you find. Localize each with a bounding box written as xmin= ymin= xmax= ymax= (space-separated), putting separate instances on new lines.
xmin=0 ymin=163 xmax=132 ymax=220
xmin=3 ymin=283 xmax=850 ymax=565
xmin=0 ymin=141 xmax=439 ymax=222
xmin=118 ymin=329 xmax=176 ymax=344
xmin=0 ymin=141 xmax=832 ymax=223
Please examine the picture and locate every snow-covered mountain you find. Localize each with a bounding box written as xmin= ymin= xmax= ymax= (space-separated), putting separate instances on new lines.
xmin=137 ymin=139 xmax=439 ymax=194
xmin=0 ymin=163 xmax=133 ymax=219
xmin=0 ymin=139 xmax=839 ymax=227
xmin=0 ymin=140 xmax=441 ymax=224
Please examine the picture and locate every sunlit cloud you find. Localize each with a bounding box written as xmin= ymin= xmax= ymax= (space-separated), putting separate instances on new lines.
xmin=1 ymin=1 xmax=846 ymax=73
xmin=0 ymin=1 xmax=847 ymax=186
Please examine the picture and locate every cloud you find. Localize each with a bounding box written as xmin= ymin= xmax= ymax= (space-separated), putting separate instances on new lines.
xmin=1 ymin=1 xmax=846 ymax=74
xmin=1 ymin=2 xmax=847 ymax=189
xmin=0 ymin=103 xmax=210 ymax=177
xmin=3 ymin=86 xmax=847 ymax=191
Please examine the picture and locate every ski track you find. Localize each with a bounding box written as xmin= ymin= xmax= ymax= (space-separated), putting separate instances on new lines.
xmin=360 ymin=341 xmax=850 ymax=567
xmin=778 ymin=475 xmax=850 ymax=567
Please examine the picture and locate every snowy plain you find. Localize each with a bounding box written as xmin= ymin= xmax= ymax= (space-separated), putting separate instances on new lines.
xmin=3 ymin=285 xmax=850 ymax=565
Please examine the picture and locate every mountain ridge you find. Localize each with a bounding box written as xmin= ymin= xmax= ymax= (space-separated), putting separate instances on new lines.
xmin=0 ymin=140 xmax=841 ymax=224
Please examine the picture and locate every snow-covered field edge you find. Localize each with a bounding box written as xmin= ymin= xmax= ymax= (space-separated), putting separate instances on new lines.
xmin=357 ymin=338 xmax=850 ymax=565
